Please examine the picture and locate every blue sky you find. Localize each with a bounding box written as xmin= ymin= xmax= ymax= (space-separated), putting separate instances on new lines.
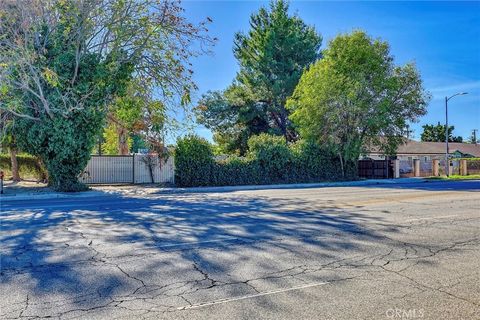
xmin=181 ymin=0 xmax=480 ymax=142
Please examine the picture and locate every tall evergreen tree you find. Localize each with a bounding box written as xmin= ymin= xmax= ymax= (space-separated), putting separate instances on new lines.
xmin=197 ymin=0 xmax=321 ymax=153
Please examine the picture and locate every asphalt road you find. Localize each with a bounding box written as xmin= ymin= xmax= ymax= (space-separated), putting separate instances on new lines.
xmin=1 ymin=180 xmax=479 ymax=319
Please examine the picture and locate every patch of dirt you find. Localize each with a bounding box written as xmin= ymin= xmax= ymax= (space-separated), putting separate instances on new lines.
xmin=1 ymin=180 xmax=51 ymax=195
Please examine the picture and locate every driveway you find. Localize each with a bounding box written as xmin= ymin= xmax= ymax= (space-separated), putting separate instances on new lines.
xmin=1 ymin=180 xmax=479 ymax=319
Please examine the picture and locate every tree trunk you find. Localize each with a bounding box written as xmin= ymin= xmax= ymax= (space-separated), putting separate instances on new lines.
xmin=338 ymin=152 xmax=345 ymax=179
xmin=36 ymin=157 xmax=48 ymax=183
xmin=147 ymin=159 xmax=155 ymax=183
xmin=271 ymin=110 xmax=289 ymax=141
xmin=117 ymin=126 xmax=129 ymax=155
xmin=279 ymin=113 xmax=288 ymax=141
xmin=97 ymin=133 xmax=103 ymax=155
xmin=10 ymin=146 xmax=21 ymax=182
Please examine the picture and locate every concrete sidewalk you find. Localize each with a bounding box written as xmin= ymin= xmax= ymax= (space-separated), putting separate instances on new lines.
xmin=0 ymin=178 xmax=430 ymax=202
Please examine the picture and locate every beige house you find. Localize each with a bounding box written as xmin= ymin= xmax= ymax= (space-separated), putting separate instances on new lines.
xmin=366 ymin=140 xmax=480 ymax=161
xmin=364 ymin=140 xmax=480 ymax=176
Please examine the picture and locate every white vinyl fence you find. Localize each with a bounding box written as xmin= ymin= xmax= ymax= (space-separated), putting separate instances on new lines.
xmin=78 ymin=155 xmax=174 ymax=184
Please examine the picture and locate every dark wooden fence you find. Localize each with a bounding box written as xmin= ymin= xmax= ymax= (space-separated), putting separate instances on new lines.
xmin=358 ymin=159 xmax=393 ymax=179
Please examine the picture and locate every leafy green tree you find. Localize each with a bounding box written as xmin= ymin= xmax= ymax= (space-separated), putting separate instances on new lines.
xmin=104 ymin=79 xmax=170 ymax=155
xmin=101 ymin=123 xmax=132 ymax=155
xmin=420 ymin=122 xmax=463 ymax=143
xmin=0 ymin=0 xmax=213 ymax=190
xmin=130 ymin=134 xmax=148 ymax=153
xmin=197 ymin=0 xmax=321 ymax=153
xmin=287 ymin=31 xmax=430 ymax=177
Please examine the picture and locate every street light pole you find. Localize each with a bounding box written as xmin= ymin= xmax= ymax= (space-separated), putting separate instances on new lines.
xmin=445 ymin=96 xmax=449 ymax=176
xmin=445 ymin=92 xmax=468 ymax=177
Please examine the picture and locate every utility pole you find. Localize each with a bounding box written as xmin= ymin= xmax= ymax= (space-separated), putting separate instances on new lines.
xmin=405 ymin=124 xmax=414 ymax=140
xmin=445 ymin=92 xmax=468 ymax=177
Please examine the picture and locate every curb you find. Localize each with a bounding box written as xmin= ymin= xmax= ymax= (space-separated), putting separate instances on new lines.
xmin=0 ymin=190 xmax=109 ymax=202
xmin=169 ymin=178 xmax=428 ymax=194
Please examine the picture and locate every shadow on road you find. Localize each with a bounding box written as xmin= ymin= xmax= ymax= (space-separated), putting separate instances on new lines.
xmin=2 ymin=179 xmax=477 ymax=317
xmin=1 ymin=192 xmax=392 ymax=315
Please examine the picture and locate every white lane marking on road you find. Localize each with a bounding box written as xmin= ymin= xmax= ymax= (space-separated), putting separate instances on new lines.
xmin=177 ymin=281 xmax=329 ymax=310
xmin=406 ymin=215 xmax=459 ymax=222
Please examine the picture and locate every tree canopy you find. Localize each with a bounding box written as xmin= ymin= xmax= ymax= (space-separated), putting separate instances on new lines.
xmin=196 ymin=0 xmax=321 ymax=154
xmin=0 ymin=0 xmax=213 ymax=190
xmin=287 ymin=30 xmax=430 ymax=176
xmin=420 ymin=122 xmax=463 ymax=143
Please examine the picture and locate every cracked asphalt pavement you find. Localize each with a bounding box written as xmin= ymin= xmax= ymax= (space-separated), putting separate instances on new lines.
xmin=1 ymin=180 xmax=479 ymax=319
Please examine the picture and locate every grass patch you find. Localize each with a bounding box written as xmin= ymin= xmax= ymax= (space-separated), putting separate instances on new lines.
xmin=426 ymin=174 xmax=480 ymax=181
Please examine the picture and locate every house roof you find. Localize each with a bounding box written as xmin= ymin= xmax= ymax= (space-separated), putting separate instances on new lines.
xmin=369 ymin=140 xmax=480 ymax=157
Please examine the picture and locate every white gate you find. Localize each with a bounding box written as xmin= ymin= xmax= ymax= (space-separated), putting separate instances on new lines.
xmin=79 ymin=156 xmax=133 ymax=184
xmin=79 ymin=155 xmax=174 ymax=184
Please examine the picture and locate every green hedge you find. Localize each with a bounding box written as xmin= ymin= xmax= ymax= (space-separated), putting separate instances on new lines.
xmin=174 ymin=135 xmax=215 ymax=187
xmin=0 ymin=154 xmax=47 ymax=180
xmin=175 ymin=134 xmax=349 ymax=187
xmin=211 ymin=157 xmax=262 ymax=186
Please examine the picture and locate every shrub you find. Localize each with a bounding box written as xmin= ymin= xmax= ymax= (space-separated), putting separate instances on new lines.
xmin=175 ymin=135 xmax=214 ymax=187
xmin=247 ymin=134 xmax=292 ymax=183
xmin=0 ymin=154 xmax=47 ymax=181
xmin=465 ymin=158 xmax=480 ymax=175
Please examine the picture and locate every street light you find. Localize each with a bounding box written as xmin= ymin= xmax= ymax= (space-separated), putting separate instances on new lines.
xmin=445 ymin=92 xmax=468 ymax=176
